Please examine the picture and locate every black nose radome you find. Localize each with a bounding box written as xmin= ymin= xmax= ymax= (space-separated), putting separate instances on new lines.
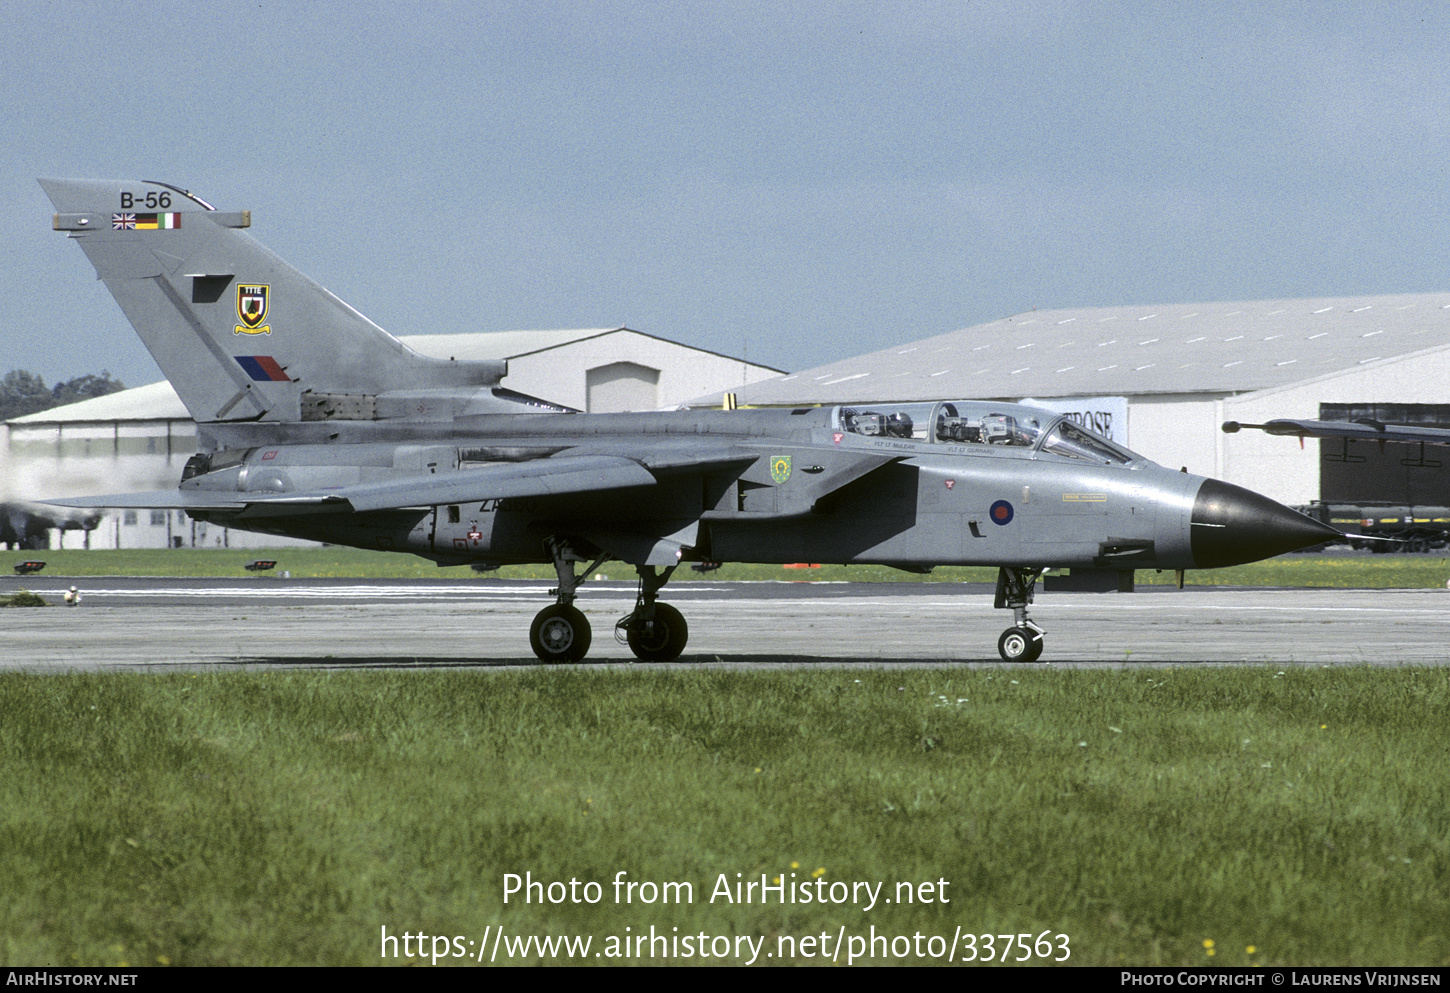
xmin=1191 ymin=478 xmax=1341 ymax=569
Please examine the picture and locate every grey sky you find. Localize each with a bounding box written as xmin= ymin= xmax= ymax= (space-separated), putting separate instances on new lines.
xmin=5 ymin=1 xmax=1450 ymax=391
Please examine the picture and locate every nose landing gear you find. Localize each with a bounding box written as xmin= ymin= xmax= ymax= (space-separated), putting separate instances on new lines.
xmin=995 ymin=567 xmax=1045 ymax=663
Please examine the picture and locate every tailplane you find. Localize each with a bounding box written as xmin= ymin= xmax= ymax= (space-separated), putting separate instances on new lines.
xmin=40 ymin=178 xmax=510 ymax=424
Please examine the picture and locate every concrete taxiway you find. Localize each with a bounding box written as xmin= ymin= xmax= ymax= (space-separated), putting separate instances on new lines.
xmin=3 ymin=577 xmax=1448 ymax=670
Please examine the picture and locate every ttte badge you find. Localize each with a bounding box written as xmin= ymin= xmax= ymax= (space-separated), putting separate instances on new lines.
xmin=235 ymin=284 xmax=271 ymax=335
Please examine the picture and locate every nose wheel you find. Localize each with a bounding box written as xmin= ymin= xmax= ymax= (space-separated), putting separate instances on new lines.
xmin=994 ymin=567 xmax=1046 ymax=662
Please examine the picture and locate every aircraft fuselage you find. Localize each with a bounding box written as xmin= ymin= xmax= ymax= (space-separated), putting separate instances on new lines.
xmin=181 ymin=401 xmax=1311 ymax=576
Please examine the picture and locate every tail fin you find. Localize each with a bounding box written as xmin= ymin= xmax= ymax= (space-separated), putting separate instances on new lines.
xmin=40 ymin=178 xmax=506 ymax=424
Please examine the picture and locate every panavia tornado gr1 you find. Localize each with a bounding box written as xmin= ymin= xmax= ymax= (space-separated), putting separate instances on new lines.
xmin=37 ymin=178 xmax=1339 ymax=662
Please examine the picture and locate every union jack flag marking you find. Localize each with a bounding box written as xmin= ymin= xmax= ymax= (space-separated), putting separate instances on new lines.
xmin=112 ymin=213 xmax=136 ymax=230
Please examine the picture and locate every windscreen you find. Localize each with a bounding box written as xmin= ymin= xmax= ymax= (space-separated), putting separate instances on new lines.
xmin=1038 ymin=419 xmax=1136 ymax=464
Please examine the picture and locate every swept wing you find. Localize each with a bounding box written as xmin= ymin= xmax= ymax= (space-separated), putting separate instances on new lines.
xmin=46 ymin=454 xmax=661 ymax=517
xmin=1223 ymin=418 xmax=1450 ymax=445
xmin=46 ymin=451 xmax=756 ymax=516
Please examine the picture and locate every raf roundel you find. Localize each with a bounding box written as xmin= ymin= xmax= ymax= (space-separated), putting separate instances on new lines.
xmin=989 ymin=500 xmax=1014 ymax=526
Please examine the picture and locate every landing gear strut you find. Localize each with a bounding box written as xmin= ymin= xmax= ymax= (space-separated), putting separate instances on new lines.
xmin=994 ymin=566 xmax=1045 ymax=663
xmin=529 ymin=539 xmax=690 ymax=662
xmin=616 ymin=565 xmax=689 ymax=662
xmin=529 ymin=537 xmax=610 ymax=663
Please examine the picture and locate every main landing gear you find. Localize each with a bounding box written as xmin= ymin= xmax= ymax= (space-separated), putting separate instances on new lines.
xmin=528 ymin=539 xmax=690 ymax=663
xmin=995 ymin=566 xmax=1045 ymax=663
xmin=614 ymin=565 xmax=688 ymax=662
xmin=529 ymin=538 xmax=609 ymax=663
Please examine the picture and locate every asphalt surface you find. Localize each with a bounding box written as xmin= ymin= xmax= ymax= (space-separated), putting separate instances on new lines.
xmin=4 ymin=576 xmax=1449 ymax=670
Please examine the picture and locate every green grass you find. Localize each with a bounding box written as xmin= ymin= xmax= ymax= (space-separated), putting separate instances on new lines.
xmin=13 ymin=546 xmax=1450 ymax=587
xmin=2 ymin=668 xmax=1447 ymax=967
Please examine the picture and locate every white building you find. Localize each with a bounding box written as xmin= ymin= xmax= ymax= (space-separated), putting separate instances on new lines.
xmin=403 ymin=327 xmax=773 ymax=412
xmin=697 ymin=292 xmax=1450 ymax=508
xmin=3 ymin=328 xmax=780 ymax=549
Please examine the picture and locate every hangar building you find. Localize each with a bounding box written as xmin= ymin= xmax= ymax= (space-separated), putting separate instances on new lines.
xmin=697 ymin=292 xmax=1450 ymax=509
xmin=3 ymin=328 xmax=780 ymax=549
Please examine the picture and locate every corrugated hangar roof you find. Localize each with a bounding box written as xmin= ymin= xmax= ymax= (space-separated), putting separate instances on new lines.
xmin=701 ymin=292 xmax=1450 ymax=406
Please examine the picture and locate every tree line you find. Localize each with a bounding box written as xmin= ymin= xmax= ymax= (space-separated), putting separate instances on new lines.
xmin=0 ymin=369 xmax=126 ymax=421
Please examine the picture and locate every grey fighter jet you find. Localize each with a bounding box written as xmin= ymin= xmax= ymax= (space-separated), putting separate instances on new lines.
xmin=38 ymin=178 xmax=1339 ymax=662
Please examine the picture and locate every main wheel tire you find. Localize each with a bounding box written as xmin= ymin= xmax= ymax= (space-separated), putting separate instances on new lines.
xmin=626 ymin=602 xmax=689 ymax=662
xmin=530 ymin=604 xmax=592 ymax=662
xmin=998 ymin=626 xmax=1043 ymax=663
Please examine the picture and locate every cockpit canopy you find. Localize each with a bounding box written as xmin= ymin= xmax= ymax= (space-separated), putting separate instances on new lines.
xmin=832 ymin=400 xmax=1138 ymax=466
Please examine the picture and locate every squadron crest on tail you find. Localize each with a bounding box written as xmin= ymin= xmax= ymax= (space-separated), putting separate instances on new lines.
xmin=235 ymin=284 xmax=270 ymax=334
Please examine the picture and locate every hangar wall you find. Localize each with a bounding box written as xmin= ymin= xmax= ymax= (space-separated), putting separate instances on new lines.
xmin=13 ymin=298 xmax=1450 ymax=548
xmin=1122 ymin=395 xmax=1222 ymax=478
xmin=407 ymin=328 xmax=779 ymax=412
xmin=0 ymin=416 xmax=288 ymax=550
xmin=1221 ymin=348 xmax=1450 ymax=506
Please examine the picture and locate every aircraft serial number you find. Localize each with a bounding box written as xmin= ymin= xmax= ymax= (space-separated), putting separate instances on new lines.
xmin=120 ymin=191 xmax=173 ymax=210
